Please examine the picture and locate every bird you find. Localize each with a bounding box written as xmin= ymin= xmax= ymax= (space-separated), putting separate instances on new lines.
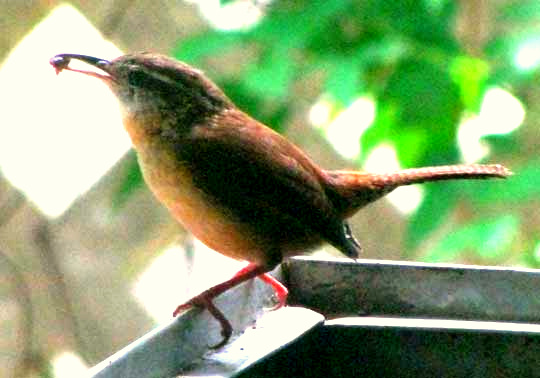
xmin=49 ymin=52 xmax=511 ymax=347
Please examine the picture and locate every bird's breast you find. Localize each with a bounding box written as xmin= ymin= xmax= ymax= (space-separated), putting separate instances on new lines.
xmin=136 ymin=144 xmax=270 ymax=264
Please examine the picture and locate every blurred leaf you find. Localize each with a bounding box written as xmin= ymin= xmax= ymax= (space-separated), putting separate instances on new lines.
xmin=485 ymin=30 xmax=540 ymax=85
xmin=111 ymin=151 xmax=144 ymax=211
xmin=450 ymin=56 xmax=490 ymax=112
xmin=475 ymin=216 xmax=519 ymax=258
xmin=498 ymin=1 xmax=540 ymax=22
xmin=353 ymin=37 xmax=409 ymax=67
xmin=220 ymin=80 xmax=289 ymax=132
xmin=481 ymin=133 xmax=521 ymax=156
xmin=358 ymin=0 xmax=458 ymax=51
xmin=405 ymin=182 xmax=458 ymax=252
xmin=325 ymin=58 xmax=362 ymax=106
xmin=367 ymin=59 xmax=462 ymax=167
xmin=391 ymin=129 xmax=429 ymax=168
xmin=485 ymin=33 xmax=517 ymax=63
xmin=465 ymin=159 xmax=540 ymax=204
xmin=173 ymin=32 xmax=245 ymax=63
xmin=251 ymin=0 xmax=351 ymax=48
xmin=423 ymin=215 xmax=519 ymax=262
xmin=359 ymin=102 xmax=397 ymax=163
xmin=382 ymin=59 xmax=461 ymax=126
xmin=242 ymin=47 xmax=296 ymax=98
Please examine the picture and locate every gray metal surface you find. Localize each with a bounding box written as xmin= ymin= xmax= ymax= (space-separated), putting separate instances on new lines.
xmin=88 ymin=270 xmax=279 ymax=378
xmin=286 ymin=256 xmax=540 ymax=322
xmin=180 ymin=307 xmax=324 ymax=377
xmin=238 ymin=317 xmax=540 ymax=378
xmin=87 ymin=267 xmax=324 ymax=378
xmin=89 ymin=257 xmax=540 ymax=377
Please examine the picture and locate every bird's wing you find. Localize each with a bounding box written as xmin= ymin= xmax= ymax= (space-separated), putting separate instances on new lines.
xmin=174 ymin=110 xmax=350 ymax=256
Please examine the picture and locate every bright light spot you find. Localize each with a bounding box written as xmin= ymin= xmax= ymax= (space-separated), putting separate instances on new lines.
xmin=457 ymin=116 xmax=491 ymax=162
xmin=386 ymin=184 xmax=423 ymax=215
xmin=308 ymin=98 xmax=332 ymax=127
xmin=312 ymin=96 xmax=375 ymax=159
xmin=0 ymin=5 xmax=129 ymax=217
xmin=479 ymin=87 xmax=525 ymax=133
xmin=364 ymin=144 xmax=422 ymax=214
xmin=133 ymin=245 xmax=190 ymax=323
xmin=133 ymin=239 xmax=242 ymax=323
xmin=364 ymin=144 xmax=400 ymax=173
xmin=188 ymin=0 xmax=268 ymax=30
xmin=515 ymin=38 xmax=540 ymax=71
xmin=534 ymin=242 xmax=540 ymax=263
xmin=458 ymin=87 xmax=524 ymax=162
xmin=52 ymin=351 xmax=88 ymax=378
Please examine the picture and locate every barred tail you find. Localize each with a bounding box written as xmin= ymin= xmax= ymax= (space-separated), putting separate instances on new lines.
xmin=365 ymin=164 xmax=511 ymax=187
xmin=327 ymin=164 xmax=511 ymax=217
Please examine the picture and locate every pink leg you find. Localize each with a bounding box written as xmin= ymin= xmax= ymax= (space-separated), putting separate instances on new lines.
xmin=259 ymin=273 xmax=288 ymax=309
xmin=233 ymin=264 xmax=288 ymax=309
xmin=173 ymin=263 xmax=272 ymax=348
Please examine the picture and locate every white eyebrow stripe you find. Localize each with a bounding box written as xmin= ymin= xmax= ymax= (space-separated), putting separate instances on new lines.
xmin=147 ymin=71 xmax=178 ymax=86
xmin=130 ymin=64 xmax=179 ymax=86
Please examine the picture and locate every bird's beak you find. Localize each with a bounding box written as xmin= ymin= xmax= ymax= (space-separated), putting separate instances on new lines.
xmin=49 ymin=54 xmax=113 ymax=81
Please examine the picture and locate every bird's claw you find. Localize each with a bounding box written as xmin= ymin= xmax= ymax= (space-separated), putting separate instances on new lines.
xmin=173 ymin=294 xmax=232 ymax=349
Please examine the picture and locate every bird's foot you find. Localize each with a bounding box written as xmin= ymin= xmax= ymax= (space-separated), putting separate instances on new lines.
xmin=173 ymin=293 xmax=232 ymax=349
xmin=172 ymin=263 xmax=273 ymax=348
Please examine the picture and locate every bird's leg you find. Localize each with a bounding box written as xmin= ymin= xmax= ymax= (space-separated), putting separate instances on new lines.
xmin=232 ymin=265 xmax=288 ymax=310
xmin=173 ymin=263 xmax=273 ymax=348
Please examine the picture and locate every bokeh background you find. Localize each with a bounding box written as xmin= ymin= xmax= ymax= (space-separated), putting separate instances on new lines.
xmin=0 ymin=1 xmax=539 ymax=376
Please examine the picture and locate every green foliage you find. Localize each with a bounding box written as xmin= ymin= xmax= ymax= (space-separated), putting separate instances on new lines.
xmin=111 ymin=151 xmax=144 ymax=210
xmin=424 ymin=215 xmax=519 ymax=262
xmin=405 ymin=182 xmax=458 ymax=254
xmin=242 ymin=46 xmax=296 ymax=98
xmin=500 ymin=1 xmax=540 ymax=21
xmin=324 ymin=57 xmax=363 ymax=106
xmin=116 ymin=0 xmax=538 ymax=264
xmin=467 ymin=160 xmax=540 ymax=204
xmin=450 ymin=56 xmax=490 ymax=112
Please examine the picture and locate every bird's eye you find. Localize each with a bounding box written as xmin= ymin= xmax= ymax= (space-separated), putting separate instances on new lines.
xmin=127 ymin=70 xmax=147 ymax=87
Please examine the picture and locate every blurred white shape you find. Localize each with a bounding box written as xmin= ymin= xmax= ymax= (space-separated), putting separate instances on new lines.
xmin=479 ymin=87 xmax=525 ymax=133
xmin=308 ymin=98 xmax=332 ymax=127
xmin=133 ymin=238 xmax=243 ymax=324
xmin=515 ymin=38 xmax=540 ymax=71
xmin=188 ymin=0 xmax=268 ymax=30
xmin=311 ymin=96 xmax=375 ymax=160
xmin=534 ymin=241 xmax=540 ymax=263
xmin=133 ymin=245 xmax=189 ymax=324
xmin=479 ymin=87 xmax=525 ymax=135
xmin=364 ymin=143 xmax=400 ymax=173
xmin=52 ymin=351 xmax=88 ymax=378
xmin=0 ymin=5 xmax=129 ymax=217
xmin=326 ymin=97 xmax=375 ymax=159
xmin=457 ymin=116 xmax=491 ymax=163
xmin=458 ymin=87 xmax=524 ymax=162
xmin=364 ymin=144 xmax=422 ymax=215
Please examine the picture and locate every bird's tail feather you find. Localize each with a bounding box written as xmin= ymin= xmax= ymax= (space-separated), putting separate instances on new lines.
xmin=327 ymin=164 xmax=511 ymax=217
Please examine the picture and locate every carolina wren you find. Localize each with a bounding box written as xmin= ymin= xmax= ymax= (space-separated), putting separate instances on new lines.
xmin=50 ymin=53 xmax=511 ymax=347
